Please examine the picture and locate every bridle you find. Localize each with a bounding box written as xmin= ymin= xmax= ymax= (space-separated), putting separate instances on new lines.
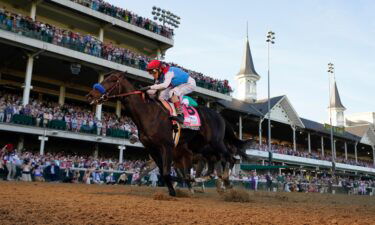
xmin=94 ymin=75 xmax=145 ymax=104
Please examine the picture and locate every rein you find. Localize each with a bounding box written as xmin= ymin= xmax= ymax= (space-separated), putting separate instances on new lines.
xmin=106 ymin=90 xmax=145 ymax=100
xmin=96 ymin=75 xmax=145 ymax=103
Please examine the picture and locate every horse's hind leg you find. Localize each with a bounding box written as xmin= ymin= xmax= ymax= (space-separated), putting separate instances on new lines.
xmin=209 ymin=140 xmax=231 ymax=164
xmin=222 ymin=161 xmax=233 ymax=189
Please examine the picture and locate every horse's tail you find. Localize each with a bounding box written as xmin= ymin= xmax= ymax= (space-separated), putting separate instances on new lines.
xmin=224 ymin=120 xmax=251 ymax=160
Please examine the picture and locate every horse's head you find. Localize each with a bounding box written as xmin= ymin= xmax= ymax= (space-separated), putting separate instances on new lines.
xmin=86 ymin=72 xmax=124 ymax=105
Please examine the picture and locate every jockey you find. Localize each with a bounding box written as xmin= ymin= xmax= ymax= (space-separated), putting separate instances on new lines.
xmin=143 ymin=60 xmax=196 ymax=123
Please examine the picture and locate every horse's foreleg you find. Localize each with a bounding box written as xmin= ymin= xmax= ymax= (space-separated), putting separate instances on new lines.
xmin=160 ymin=145 xmax=176 ymax=197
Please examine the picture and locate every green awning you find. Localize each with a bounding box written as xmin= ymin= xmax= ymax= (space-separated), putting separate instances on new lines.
xmin=240 ymin=164 xmax=289 ymax=170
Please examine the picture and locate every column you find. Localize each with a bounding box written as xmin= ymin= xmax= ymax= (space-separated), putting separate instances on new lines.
xmin=321 ymin=136 xmax=325 ymax=157
xmin=38 ymin=93 xmax=43 ymax=102
xmin=38 ymin=135 xmax=48 ymax=155
xmin=372 ymin=146 xmax=375 ymax=167
xmin=58 ymin=85 xmax=66 ymax=106
xmin=99 ymin=27 xmax=104 ymax=42
xmin=116 ymin=100 xmax=121 ymax=118
xmin=259 ymin=118 xmax=263 ymax=146
xmin=239 ymin=115 xmax=243 ymax=140
xmin=95 ymin=74 xmax=105 ymax=120
xmin=354 ymin=142 xmax=358 ymax=163
xmin=308 ymin=132 xmax=311 ymax=153
xmin=30 ymin=1 xmax=37 ymax=20
xmin=333 ymin=139 xmax=337 ymax=160
xmin=292 ymin=126 xmax=296 ymax=151
xmin=118 ymin=145 xmax=126 ymax=163
xmin=17 ymin=135 xmax=24 ymax=153
xmin=93 ymin=143 xmax=99 ymax=159
xmin=279 ymin=162 xmax=285 ymax=175
xmin=157 ymin=49 xmax=162 ymax=60
xmin=22 ymin=55 xmax=34 ymax=106
xmin=344 ymin=142 xmax=348 ymax=160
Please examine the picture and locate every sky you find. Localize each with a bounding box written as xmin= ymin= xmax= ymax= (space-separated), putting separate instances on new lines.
xmin=107 ymin=0 xmax=375 ymax=123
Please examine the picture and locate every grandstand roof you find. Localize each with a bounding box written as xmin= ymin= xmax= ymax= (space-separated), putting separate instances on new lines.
xmin=217 ymin=98 xmax=262 ymax=116
xmin=346 ymin=125 xmax=371 ymax=137
xmin=301 ymin=118 xmax=361 ymax=142
xmin=218 ymin=94 xmax=361 ymax=141
xmin=251 ymin=95 xmax=284 ymax=114
xmin=346 ymin=125 xmax=375 ymax=145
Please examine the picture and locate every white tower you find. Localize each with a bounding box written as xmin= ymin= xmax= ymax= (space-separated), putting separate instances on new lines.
xmin=329 ymin=78 xmax=346 ymax=127
xmin=236 ymin=33 xmax=260 ymax=103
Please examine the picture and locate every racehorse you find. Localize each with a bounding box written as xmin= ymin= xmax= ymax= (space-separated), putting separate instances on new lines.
xmin=86 ymin=72 xmax=248 ymax=196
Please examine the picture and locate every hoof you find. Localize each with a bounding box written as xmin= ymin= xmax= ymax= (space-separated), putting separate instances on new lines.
xmin=169 ymin=190 xmax=176 ymax=197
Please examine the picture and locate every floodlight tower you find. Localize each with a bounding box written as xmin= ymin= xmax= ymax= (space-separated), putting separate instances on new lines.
xmin=266 ymin=31 xmax=275 ymax=152
xmin=152 ymin=6 xmax=181 ymax=28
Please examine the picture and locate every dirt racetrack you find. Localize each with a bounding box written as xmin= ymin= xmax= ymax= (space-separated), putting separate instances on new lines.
xmin=0 ymin=182 xmax=374 ymax=225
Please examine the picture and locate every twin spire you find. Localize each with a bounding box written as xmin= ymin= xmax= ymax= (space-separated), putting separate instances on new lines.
xmin=235 ymin=24 xmax=346 ymax=109
xmin=330 ymin=79 xmax=346 ymax=109
xmin=235 ymin=23 xmax=260 ymax=102
xmin=237 ymin=22 xmax=259 ymax=79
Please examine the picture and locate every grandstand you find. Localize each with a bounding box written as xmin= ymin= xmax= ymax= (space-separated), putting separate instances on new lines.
xmin=0 ymin=0 xmax=374 ymax=184
xmin=0 ymin=0 xmax=231 ymax=158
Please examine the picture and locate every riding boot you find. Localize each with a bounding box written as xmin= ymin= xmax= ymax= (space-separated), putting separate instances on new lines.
xmin=169 ymin=101 xmax=184 ymax=124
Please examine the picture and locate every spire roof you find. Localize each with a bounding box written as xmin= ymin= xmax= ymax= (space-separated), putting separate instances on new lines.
xmin=330 ymin=80 xmax=346 ymax=109
xmin=237 ymin=36 xmax=259 ymax=78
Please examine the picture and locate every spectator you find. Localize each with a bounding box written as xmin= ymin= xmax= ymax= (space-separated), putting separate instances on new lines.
xmin=83 ymin=169 xmax=92 ymax=184
xmin=0 ymin=102 xmax=5 ymax=122
xmin=105 ymin=172 xmax=116 ymax=185
xmin=3 ymin=144 xmax=18 ymax=181
xmin=149 ymin=168 xmax=159 ymax=187
xmin=117 ymin=172 xmax=128 ymax=185
xmin=265 ymin=172 xmax=273 ymax=191
xmin=44 ymin=160 xmax=60 ymax=182
xmin=21 ymin=158 xmax=32 ymax=182
xmin=62 ymin=167 xmax=74 ymax=183
xmin=33 ymin=164 xmax=44 ymax=182
xmin=91 ymin=169 xmax=103 ymax=184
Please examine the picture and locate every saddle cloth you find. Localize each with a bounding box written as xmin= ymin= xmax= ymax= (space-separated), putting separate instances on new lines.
xmin=160 ymin=99 xmax=201 ymax=130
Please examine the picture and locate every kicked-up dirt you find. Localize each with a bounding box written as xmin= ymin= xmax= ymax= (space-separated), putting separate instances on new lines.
xmin=0 ymin=181 xmax=374 ymax=225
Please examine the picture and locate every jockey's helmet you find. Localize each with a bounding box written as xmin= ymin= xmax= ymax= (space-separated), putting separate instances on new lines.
xmin=146 ymin=60 xmax=162 ymax=71
xmin=146 ymin=60 xmax=162 ymax=79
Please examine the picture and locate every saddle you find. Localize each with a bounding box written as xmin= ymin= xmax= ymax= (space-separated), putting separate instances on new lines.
xmin=160 ymin=99 xmax=201 ymax=130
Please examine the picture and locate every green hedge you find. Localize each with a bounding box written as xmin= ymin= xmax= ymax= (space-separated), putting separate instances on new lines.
xmin=12 ymin=114 xmax=34 ymax=126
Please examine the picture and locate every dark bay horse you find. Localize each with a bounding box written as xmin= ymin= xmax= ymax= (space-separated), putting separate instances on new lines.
xmin=86 ymin=72 xmax=247 ymax=196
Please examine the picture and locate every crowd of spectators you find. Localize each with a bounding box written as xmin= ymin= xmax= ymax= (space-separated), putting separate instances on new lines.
xmin=170 ymin=63 xmax=233 ymax=94
xmin=0 ymin=146 xmax=148 ymax=184
xmin=0 ymin=8 xmax=232 ymax=95
xmin=0 ymin=8 xmax=150 ymax=70
xmin=235 ymin=170 xmax=375 ymax=195
xmin=1 ymin=143 xmax=374 ymax=195
xmin=0 ymin=91 xmax=139 ymax=139
xmin=70 ymin=0 xmax=174 ymax=39
xmin=251 ymin=142 xmax=375 ymax=169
